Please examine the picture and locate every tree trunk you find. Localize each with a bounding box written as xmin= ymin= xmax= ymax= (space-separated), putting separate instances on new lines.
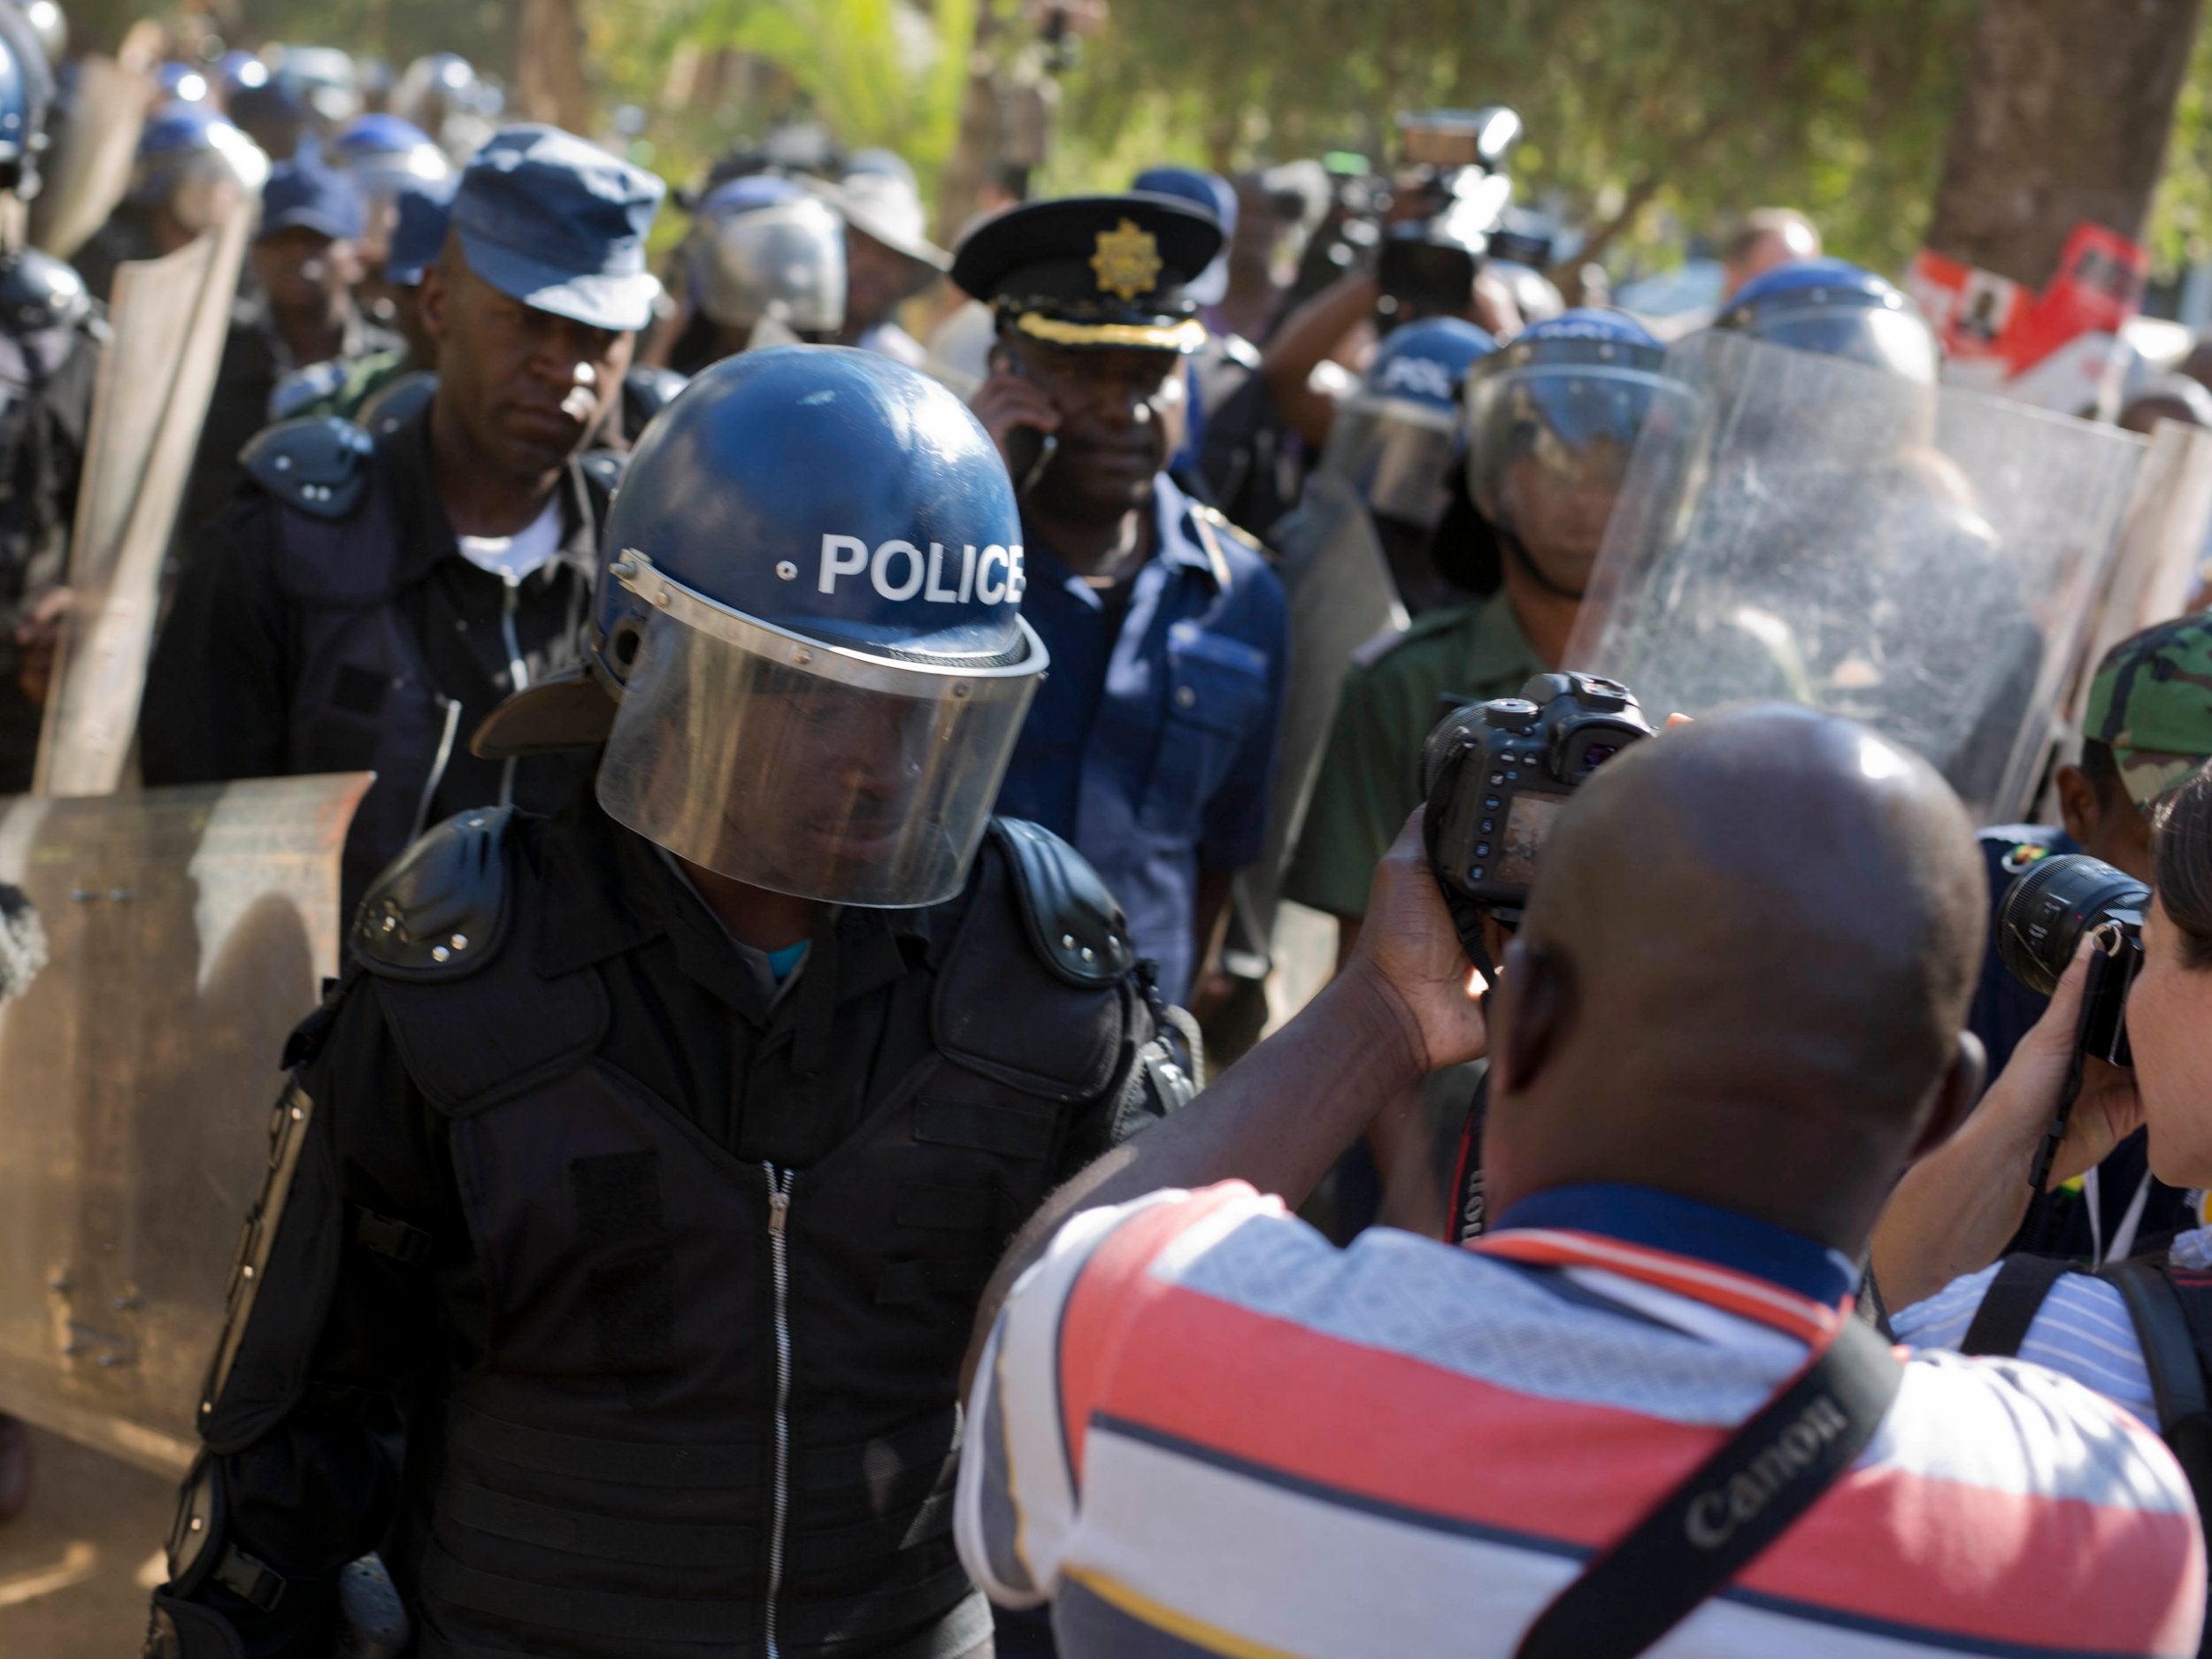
xmin=1924 ymin=0 xmax=2205 ymax=286
xmin=514 ymin=0 xmax=594 ymax=135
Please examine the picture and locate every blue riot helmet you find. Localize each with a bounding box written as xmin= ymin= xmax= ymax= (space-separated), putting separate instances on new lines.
xmin=332 ymin=113 xmax=451 ymax=264
xmin=0 ymin=6 xmax=48 ymax=197
xmin=214 ymin=50 xmax=268 ymax=98
xmin=687 ymin=178 xmax=846 ymax=341
xmin=476 ymin=348 xmax=1048 ymax=907
xmin=1320 ymin=316 xmax=1494 ymax=530
xmin=128 ymin=104 xmax=270 ymax=233
xmin=1717 ymin=257 xmax=1939 ymax=385
xmin=156 ymin=61 xmax=211 ymax=106
xmin=1464 ymin=309 xmax=1694 ymax=595
xmin=268 ymin=44 xmax=358 ymax=127
xmin=16 ymin=0 xmax=63 ymax=69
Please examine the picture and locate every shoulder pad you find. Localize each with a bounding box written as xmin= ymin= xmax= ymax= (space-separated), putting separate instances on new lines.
xmin=1194 ymin=502 xmax=1266 ymax=555
xmin=352 ymin=807 xmax=513 ymax=980
xmin=0 ymin=248 xmax=92 ymax=334
xmin=242 ymin=416 xmax=375 ymax=519
xmin=579 ymin=447 xmax=628 ymax=497
xmin=355 ymin=368 xmax=436 ymax=438
xmin=269 ymin=358 xmax=349 ymax=421
xmin=625 ymin=365 xmax=689 ymax=420
xmin=988 ymin=818 xmax=1136 ymax=987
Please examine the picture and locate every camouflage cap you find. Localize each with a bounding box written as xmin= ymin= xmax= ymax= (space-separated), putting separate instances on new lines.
xmin=2085 ymin=611 xmax=2212 ymax=808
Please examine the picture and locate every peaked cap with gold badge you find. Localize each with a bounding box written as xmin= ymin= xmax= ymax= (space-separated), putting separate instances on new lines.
xmin=949 ymin=191 xmax=1225 ymax=354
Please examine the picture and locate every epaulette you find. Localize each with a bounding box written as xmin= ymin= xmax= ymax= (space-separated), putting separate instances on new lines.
xmin=1193 ymin=501 xmax=1265 ymax=556
xmin=355 ymin=368 xmax=436 ymax=439
xmin=241 ymin=416 xmax=375 ymax=520
xmin=268 ymin=358 xmax=349 ymax=422
xmin=351 ymin=807 xmax=513 ymax=980
xmin=989 ymin=818 xmax=1136 ymax=987
xmin=0 ymin=248 xmax=92 ymax=334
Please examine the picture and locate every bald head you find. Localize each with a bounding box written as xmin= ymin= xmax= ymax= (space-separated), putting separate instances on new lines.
xmin=1484 ymin=704 xmax=1985 ymax=1249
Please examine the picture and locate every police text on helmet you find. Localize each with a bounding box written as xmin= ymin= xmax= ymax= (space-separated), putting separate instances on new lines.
xmin=817 ymin=535 xmax=1028 ymax=606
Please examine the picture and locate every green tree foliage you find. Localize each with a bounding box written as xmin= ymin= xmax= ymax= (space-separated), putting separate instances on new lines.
xmin=1046 ymin=0 xmax=1985 ymax=274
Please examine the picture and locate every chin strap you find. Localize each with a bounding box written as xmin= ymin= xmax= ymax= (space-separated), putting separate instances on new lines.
xmin=1502 ymin=528 xmax=1589 ymax=603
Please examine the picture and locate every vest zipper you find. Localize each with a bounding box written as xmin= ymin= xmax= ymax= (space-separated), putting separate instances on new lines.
xmin=763 ymin=1163 xmax=796 ymax=1659
xmin=498 ymin=578 xmax=528 ymax=810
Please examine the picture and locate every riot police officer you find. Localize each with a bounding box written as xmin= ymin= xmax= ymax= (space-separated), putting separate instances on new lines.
xmin=667 ymin=174 xmax=847 ymax=370
xmin=72 ymin=103 xmax=269 ymax=306
xmin=958 ymin=193 xmax=1289 ymax=1012
xmin=0 ymin=2 xmax=98 ymax=793
xmin=141 ymin=125 xmax=663 ymax=915
xmin=143 ymin=346 xmax=1188 ymax=1659
xmin=1714 ymin=255 xmax=1939 ymax=383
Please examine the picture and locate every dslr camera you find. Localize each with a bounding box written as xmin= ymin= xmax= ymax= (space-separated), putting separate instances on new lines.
xmin=1421 ymin=672 xmax=1653 ymax=963
xmin=1997 ymin=853 xmax=2147 ymax=1066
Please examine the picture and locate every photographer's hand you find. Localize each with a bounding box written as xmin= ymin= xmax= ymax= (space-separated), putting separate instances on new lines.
xmin=1872 ymin=942 xmax=2142 ymax=1310
xmin=962 ymin=810 xmax=1486 ymax=1393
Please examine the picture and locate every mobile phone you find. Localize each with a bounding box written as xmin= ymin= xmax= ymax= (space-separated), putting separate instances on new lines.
xmin=994 ymin=349 xmax=1059 ymax=496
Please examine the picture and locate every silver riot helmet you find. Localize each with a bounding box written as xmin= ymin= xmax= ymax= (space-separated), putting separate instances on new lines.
xmin=129 ymin=104 xmax=270 ymax=234
xmin=687 ymin=181 xmax=846 ymax=340
xmin=1321 ymin=317 xmax=1495 ymax=531
xmin=476 ymin=348 xmax=1046 ymax=907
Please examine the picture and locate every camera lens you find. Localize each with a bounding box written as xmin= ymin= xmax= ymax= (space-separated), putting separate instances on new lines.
xmin=1996 ymin=853 xmax=2151 ymax=997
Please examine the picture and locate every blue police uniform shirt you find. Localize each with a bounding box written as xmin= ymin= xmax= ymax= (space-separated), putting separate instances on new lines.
xmin=1971 ymin=823 xmax=2188 ymax=1262
xmin=995 ymin=472 xmax=1287 ymax=1008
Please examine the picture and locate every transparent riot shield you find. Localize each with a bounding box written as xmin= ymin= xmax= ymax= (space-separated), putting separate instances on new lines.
xmin=0 ymin=772 xmax=368 ymax=1478
xmin=35 ymin=205 xmax=254 ymax=798
xmin=1566 ymin=331 xmax=2147 ymax=821
xmin=29 ymin=52 xmax=151 ymax=262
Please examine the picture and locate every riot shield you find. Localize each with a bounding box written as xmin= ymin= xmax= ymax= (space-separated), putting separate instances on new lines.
xmin=1566 ymin=331 xmax=2147 ymax=822
xmin=29 ymin=50 xmax=153 ymax=261
xmin=34 ymin=204 xmax=252 ymax=798
xmin=0 ymin=772 xmax=368 ymax=1479
xmin=1233 ymin=472 xmax=1406 ymax=950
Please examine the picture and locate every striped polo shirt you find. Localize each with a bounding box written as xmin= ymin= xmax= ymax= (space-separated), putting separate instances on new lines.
xmin=956 ymin=1181 xmax=2206 ymax=1658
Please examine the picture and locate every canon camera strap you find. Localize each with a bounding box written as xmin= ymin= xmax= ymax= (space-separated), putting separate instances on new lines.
xmin=1513 ymin=1315 xmax=1905 ymax=1659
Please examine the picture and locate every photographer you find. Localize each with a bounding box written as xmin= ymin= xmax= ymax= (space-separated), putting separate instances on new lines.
xmin=955 ymin=706 xmax=2203 ymax=1658
xmin=1878 ymin=760 xmax=2212 ymax=1433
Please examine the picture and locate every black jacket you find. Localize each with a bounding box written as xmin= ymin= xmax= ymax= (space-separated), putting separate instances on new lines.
xmin=140 ymin=407 xmax=613 ymax=913
xmin=147 ymin=799 xmax=1189 ymax=1659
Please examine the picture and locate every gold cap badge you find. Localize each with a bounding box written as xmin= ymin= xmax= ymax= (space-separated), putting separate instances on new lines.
xmin=1090 ymin=219 xmax=1163 ymax=301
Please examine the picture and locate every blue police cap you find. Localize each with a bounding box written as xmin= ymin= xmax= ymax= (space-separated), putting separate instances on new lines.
xmin=951 ymin=193 xmax=1223 ymax=353
xmin=383 ymin=173 xmax=457 ymax=287
xmin=449 ymin=124 xmax=664 ymax=332
xmin=257 ymin=154 xmax=365 ymax=242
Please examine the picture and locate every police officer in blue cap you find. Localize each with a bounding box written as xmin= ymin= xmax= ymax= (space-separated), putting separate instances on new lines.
xmin=144 ymin=346 xmax=1187 ymax=1659
xmin=956 ymin=193 xmax=1289 ymax=1013
xmin=182 ymin=150 xmax=404 ymax=532
xmin=142 ymin=126 xmax=664 ymax=914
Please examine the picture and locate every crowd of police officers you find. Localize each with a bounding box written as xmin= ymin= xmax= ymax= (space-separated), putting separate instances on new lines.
xmin=0 ymin=9 xmax=2204 ymax=1659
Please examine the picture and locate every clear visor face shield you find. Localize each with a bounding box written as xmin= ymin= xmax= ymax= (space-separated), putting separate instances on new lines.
xmin=1467 ymin=365 xmax=1696 ymax=567
xmin=1321 ymin=395 xmax=1461 ymax=529
xmin=595 ymin=554 xmax=1048 ymax=908
xmin=691 ymin=198 xmax=848 ymax=336
xmin=350 ymin=148 xmax=451 ymax=263
xmin=1747 ymin=302 xmax=1939 ymax=387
